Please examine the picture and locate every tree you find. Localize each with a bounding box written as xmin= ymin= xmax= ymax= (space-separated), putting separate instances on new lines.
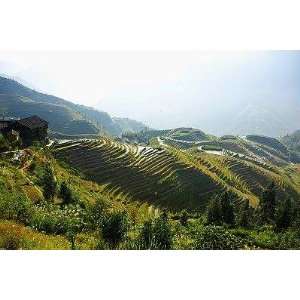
xmin=260 ymin=182 xmax=276 ymax=222
xmin=180 ymin=209 xmax=189 ymax=227
xmin=237 ymin=199 xmax=251 ymax=228
xmin=140 ymin=219 xmax=155 ymax=249
xmin=42 ymin=164 xmax=57 ymax=200
xmin=59 ymin=181 xmax=74 ymax=205
xmin=88 ymin=198 xmax=107 ymax=229
xmin=102 ymin=211 xmax=129 ymax=249
xmin=152 ymin=212 xmax=173 ymax=250
xmin=207 ymin=196 xmax=222 ymax=225
xmin=275 ymin=198 xmax=293 ymax=230
xmin=207 ymin=192 xmax=235 ymax=226
xmin=140 ymin=212 xmax=173 ymax=250
xmin=220 ymin=191 xmax=235 ymax=226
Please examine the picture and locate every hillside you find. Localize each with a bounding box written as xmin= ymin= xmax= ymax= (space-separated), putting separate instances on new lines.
xmin=144 ymin=132 xmax=298 ymax=166
xmin=0 ymin=76 xmax=147 ymax=137
xmin=281 ymin=130 xmax=300 ymax=153
xmin=122 ymin=127 xmax=211 ymax=144
xmin=0 ymin=132 xmax=300 ymax=249
xmin=0 ymin=146 xmax=156 ymax=249
xmin=52 ymin=137 xmax=300 ymax=211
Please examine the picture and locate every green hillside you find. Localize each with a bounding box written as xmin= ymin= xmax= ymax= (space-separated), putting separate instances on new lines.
xmin=157 ymin=133 xmax=297 ymax=166
xmin=53 ymin=137 xmax=300 ymax=211
xmin=122 ymin=127 xmax=211 ymax=144
xmin=0 ymin=133 xmax=300 ymax=249
xmin=0 ymin=76 xmax=146 ymax=136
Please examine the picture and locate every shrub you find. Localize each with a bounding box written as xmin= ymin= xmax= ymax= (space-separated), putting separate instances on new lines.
xmin=59 ymin=181 xmax=75 ymax=205
xmin=194 ymin=226 xmax=243 ymax=250
xmin=237 ymin=200 xmax=252 ymax=228
xmin=140 ymin=219 xmax=155 ymax=249
xmin=220 ymin=192 xmax=235 ymax=226
xmin=207 ymin=192 xmax=235 ymax=226
xmin=101 ymin=211 xmax=130 ymax=249
xmin=41 ymin=164 xmax=57 ymax=200
xmin=0 ymin=134 xmax=10 ymax=152
xmin=275 ymin=198 xmax=293 ymax=231
xmin=139 ymin=212 xmax=173 ymax=250
xmin=30 ymin=203 xmax=86 ymax=235
xmin=86 ymin=198 xmax=108 ymax=230
xmin=259 ymin=181 xmax=276 ymax=223
xmin=0 ymin=193 xmax=33 ymax=224
xmin=207 ymin=196 xmax=222 ymax=225
xmin=179 ymin=210 xmax=189 ymax=227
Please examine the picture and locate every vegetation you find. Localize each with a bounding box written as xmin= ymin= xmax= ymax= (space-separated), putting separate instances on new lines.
xmin=101 ymin=211 xmax=129 ymax=249
xmin=0 ymin=75 xmax=146 ymax=137
xmin=53 ymin=137 xmax=299 ymax=213
xmin=0 ymin=126 xmax=300 ymax=250
xmin=139 ymin=212 xmax=173 ymax=250
xmin=41 ymin=164 xmax=57 ymax=200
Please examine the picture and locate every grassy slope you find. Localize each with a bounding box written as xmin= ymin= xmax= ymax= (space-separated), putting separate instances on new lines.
xmin=0 ymin=147 xmax=155 ymax=249
xmin=0 ymin=144 xmax=299 ymax=250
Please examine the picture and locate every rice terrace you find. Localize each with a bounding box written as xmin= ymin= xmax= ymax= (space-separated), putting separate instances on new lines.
xmin=1 ymin=52 xmax=300 ymax=250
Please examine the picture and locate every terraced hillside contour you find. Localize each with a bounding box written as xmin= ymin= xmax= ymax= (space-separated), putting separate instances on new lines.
xmin=53 ymin=138 xmax=225 ymax=211
xmin=52 ymin=137 xmax=300 ymax=211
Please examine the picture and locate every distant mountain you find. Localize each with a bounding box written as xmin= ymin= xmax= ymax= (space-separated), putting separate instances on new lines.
xmin=281 ymin=130 xmax=300 ymax=157
xmin=0 ymin=76 xmax=146 ymax=136
xmin=113 ymin=117 xmax=149 ymax=134
xmin=225 ymin=102 xmax=300 ymax=137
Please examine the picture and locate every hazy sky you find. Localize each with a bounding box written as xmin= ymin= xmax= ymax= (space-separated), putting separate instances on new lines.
xmin=0 ymin=51 xmax=300 ymax=134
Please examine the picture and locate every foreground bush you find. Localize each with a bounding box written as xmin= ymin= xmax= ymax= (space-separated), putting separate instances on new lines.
xmin=101 ymin=211 xmax=130 ymax=249
xmin=194 ymin=226 xmax=243 ymax=250
xmin=0 ymin=193 xmax=33 ymax=224
xmin=139 ymin=212 xmax=173 ymax=250
xmin=30 ymin=203 xmax=86 ymax=235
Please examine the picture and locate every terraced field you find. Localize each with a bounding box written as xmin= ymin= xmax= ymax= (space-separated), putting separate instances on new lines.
xmin=162 ymin=135 xmax=294 ymax=166
xmin=53 ymin=138 xmax=223 ymax=211
xmin=52 ymin=137 xmax=300 ymax=211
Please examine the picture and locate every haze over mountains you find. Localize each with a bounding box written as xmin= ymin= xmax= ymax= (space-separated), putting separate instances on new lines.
xmin=1 ymin=51 xmax=300 ymax=137
xmin=0 ymin=75 xmax=147 ymax=136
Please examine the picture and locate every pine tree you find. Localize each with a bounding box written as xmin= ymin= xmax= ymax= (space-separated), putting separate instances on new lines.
xmin=260 ymin=181 xmax=276 ymax=222
xmin=275 ymin=198 xmax=293 ymax=230
xmin=238 ymin=199 xmax=250 ymax=228
xmin=207 ymin=196 xmax=222 ymax=225
xmin=42 ymin=164 xmax=57 ymax=200
xmin=220 ymin=191 xmax=235 ymax=226
xmin=60 ymin=181 xmax=74 ymax=205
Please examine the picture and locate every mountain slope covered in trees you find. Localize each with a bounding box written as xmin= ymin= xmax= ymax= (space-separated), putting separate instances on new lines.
xmin=0 ymin=76 xmax=147 ymax=136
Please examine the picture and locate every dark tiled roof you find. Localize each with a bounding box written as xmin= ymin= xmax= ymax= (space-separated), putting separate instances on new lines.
xmin=17 ymin=115 xmax=48 ymax=130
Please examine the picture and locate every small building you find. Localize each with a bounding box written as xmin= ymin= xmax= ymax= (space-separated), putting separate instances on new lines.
xmin=0 ymin=120 xmax=15 ymax=131
xmin=0 ymin=115 xmax=48 ymax=147
xmin=14 ymin=116 xmax=48 ymax=146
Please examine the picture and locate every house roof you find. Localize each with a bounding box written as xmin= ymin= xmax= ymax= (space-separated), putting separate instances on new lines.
xmin=16 ymin=115 xmax=48 ymax=130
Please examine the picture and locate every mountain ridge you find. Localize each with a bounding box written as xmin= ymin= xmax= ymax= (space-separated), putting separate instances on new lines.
xmin=0 ymin=75 xmax=147 ymax=136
